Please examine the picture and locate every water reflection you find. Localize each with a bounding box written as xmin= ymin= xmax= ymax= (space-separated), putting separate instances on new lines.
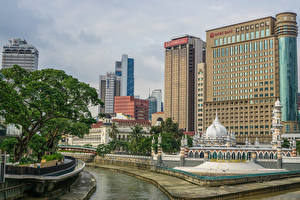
xmin=87 ymin=167 xmax=169 ymax=200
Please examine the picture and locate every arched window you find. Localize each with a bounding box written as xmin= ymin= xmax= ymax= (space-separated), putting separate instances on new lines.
xmin=264 ymin=152 xmax=269 ymax=159
xmin=237 ymin=152 xmax=241 ymax=159
xmin=208 ymin=151 xmax=211 ymax=159
xmin=242 ymin=152 xmax=246 ymax=160
xmin=259 ymin=152 xmax=263 ymax=159
xmin=232 ymin=152 xmax=236 ymax=160
xmin=195 ymin=151 xmax=199 ymax=158
xmin=218 ymin=151 xmax=223 ymax=159
xmin=200 ymin=151 xmax=204 ymax=158
xmin=188 ymin=151 xmax=193 ymax=158
xmin=270 ymin=153 xmax=274 ymax=159
xmin=247 ymin=152 xmax=251 ymax=160
xmin=275 ymin=153 xmax=278 ymax=159
xmin=286 ymin=152 xmax=291 ymax=157
xmin=226 ymin=152 xmax=231 ymax=160
xmin=213 ymin=152 xmax=218 ymax=159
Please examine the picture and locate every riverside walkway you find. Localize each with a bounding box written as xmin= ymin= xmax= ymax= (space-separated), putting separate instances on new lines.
xmin=86 ymin=163 xmax=300 ymax=200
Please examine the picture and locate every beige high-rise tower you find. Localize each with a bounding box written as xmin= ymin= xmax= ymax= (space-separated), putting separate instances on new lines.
xmin=164 ymin=35 xmax=205 ymax=131
xmin=203 ymin=12 xmax=298 ymax=143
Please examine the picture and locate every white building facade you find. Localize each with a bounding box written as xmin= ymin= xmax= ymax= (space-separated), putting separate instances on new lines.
xmin=2 ymin=38 xmax=39 ymax=71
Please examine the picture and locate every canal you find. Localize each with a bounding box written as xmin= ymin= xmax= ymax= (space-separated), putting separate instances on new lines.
xmin=86 ymin=167 xmax=169 ymax=200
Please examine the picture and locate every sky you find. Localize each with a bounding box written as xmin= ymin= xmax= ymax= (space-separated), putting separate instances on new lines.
xmin=0 ymin=0 xmax=299 ymax=100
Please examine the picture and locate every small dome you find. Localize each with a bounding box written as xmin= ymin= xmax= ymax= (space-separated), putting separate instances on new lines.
xmin=275 ymin=99 xmax=282 ymax=107
xmin=205 ymin=114 xmax=227 ymax=139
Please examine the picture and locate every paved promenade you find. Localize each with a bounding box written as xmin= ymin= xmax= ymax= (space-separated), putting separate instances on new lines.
xmin=86 ymin=163 xmax=300 ymax=200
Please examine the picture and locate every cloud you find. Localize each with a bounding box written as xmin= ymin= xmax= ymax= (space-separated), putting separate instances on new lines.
xmin=0 ymin=0 xmax=299 ymax=105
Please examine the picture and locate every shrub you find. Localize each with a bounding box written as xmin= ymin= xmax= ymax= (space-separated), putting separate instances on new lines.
xmin=42 ymin=152 xmax=63 ymax=162
xmin=19 ymin=157 xmax=36 ymax=165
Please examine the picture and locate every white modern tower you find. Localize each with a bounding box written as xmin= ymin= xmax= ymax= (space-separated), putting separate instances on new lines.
xmin=2 ymin=38 xmax=39 ymax=71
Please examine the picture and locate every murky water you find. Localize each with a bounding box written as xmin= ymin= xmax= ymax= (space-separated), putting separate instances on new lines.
xmin=242 ymin=187 xmax=300 ymax=200
xmin=86 ymin=167 xmax=169 ymax=200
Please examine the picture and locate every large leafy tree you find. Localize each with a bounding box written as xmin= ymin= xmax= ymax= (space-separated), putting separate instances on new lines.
xmin=150 ymin=118 xmax=183 ymax=153
xmin=0 ymin=65 xmax=103 ymax=161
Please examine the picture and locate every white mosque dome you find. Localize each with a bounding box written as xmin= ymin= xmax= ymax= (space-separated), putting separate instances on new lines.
xmin=205 ymin=114 xmax=227 ymax=139
xmin=275 ymin=99 xmax=282 ymax=107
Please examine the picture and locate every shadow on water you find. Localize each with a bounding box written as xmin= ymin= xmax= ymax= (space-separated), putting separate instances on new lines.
xmin=86 ymin=167 xmax=169 ymax=200
xmin=241 ymin=187 xmax=300 ymax=200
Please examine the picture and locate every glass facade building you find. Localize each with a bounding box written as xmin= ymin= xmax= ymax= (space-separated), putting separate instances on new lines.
xmin=115 ymin=54 xmax=134 ymax=97
xmin=276 ymin=12 xmax=298 ymax=122
xmin=127 ymin=58 xmax=134 ymax=96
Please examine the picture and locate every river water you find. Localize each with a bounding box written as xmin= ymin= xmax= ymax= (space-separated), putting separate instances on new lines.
xmin=86 ymin=166 xmax=300 ymax=200
xmin=86 ymin=167 xmax=169 ymax=200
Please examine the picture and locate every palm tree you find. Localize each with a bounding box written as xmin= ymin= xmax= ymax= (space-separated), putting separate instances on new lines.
xmin=108 ymin=122 xmax=119 ymax=141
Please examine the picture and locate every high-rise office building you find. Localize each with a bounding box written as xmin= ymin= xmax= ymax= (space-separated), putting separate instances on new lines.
xmin=164 ymin=35 xmax=206 ymax=131
xmin=195 ymin=63 xmax=206 ymax=134
xmin=115 ymin=54 xmax=134 ymax=96
xmin=2 ymin=38 xmax=39 ymax=71
xmin=148 ymin=96 xmax=157 ymax=120
xmin=99 ymin=72 xmax=121 ymax=114
xmin=114 ymin=96 xmax=149 ymax=120
xmin=203 ymin=12 xmax=298 ymax=143
xmin=151 ymin=89 xmax=163 ymax=112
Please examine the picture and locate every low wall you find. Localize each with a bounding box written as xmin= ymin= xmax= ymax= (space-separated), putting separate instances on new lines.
xmin=6 ymin=156 xmax=76 ymax=176
xmin=61 ymin=152 xmax=95 ymax=162
xmin=256 ymin=159 xmax=277 ymax=169
xmin=94 ymin=154 xmax=153 ymax=170
xmin=90 ymin=154 xmax=300 ymax=187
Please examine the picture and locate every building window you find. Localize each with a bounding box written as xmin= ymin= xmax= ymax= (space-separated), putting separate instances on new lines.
xmin=264 ymin=40 xmax=268 ymax=49
xmin=259 ymin=41 xmax=263 ymax=51
xmin=266 ymin=29 xmax=270 ymax=36
xmin=261 ymin=30 xmax=265 ymax=37
xmin=232 ymin=35 xmax=235 ymax=43
xmin=241 ymin=34 xmax=245 ymax=41
xmin=215 ymin=39 xmax=218 ymax=46
xmin=246 ymin=33 xmax=249 ymax=40
xmin=269 ymin=39 xmax=273 ymax=49
xmin=255 ymin=31 xmax=260 ymax=38
xmin=250 ymin=31 xmax=254 ymax=39
xmin=237 ymin=35 xmax=240 ymax=42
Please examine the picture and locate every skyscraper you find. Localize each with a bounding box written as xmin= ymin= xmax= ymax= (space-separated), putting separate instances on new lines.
xmin=2 ymin=38 xmax=39 ymax=71
xmin=151 ymin=89 xmax=163 ymax=112
xmin=99 ymin=72 xmax=121 ymax=114
xmin=203 ymin=12 xmax=298 ymax=143
xmin=148 ymin=96 xmax=157 ymax=120
xmin=164 ymin=35 xmax=206 ymax=131
xmin=115 ymin=54 xmax=134 ymax=96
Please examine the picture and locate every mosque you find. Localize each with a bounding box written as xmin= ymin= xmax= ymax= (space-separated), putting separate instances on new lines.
xmin=181 ymin=99 xmax=297 ymax=161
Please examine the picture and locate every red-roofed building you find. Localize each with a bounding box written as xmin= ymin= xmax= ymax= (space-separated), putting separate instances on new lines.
xmin=112 ymin=119 xmax=151 ymax=127
xmin=67 ymin=118 xmax=151 ymax=148
xmin=91 ymin=121 xmax=103 ymax=129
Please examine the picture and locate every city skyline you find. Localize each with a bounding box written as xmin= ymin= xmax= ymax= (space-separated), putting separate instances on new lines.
xmin=0 ymin=1 xmax=299 ymax=99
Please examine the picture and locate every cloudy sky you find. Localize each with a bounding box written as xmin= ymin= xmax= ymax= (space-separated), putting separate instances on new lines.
xmin=0 ymin=0 xmax=299 ymax=100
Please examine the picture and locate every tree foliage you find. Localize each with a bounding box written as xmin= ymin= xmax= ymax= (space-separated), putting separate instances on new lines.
xmin=0 ymin=138 xmax=18 ymax=156
xmin=150 ymin=118 xmax=182 ymax=154
xmin=282 ymin=138 xmax=290 ymax=148
xmin=29 ymin=134 xmax=48 ymax=162
xmin=108 ymin=123 xmax=119 ymax=141
xmin=0 ymin=65 xmax=103 ymax=161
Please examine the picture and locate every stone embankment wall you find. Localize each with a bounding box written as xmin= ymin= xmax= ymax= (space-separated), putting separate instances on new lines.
xmin=61 ymin=152 xmax=96 ymax=162
xmin=94 ymin=154 xmax=153 ymax=169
